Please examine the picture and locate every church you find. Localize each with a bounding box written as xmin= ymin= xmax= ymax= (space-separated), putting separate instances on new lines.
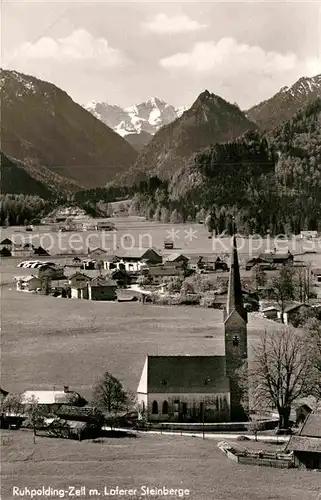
xmin=137 ymin=234 xmax=248 ymax=423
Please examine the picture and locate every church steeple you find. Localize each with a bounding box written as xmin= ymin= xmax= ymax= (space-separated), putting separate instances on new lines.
xmin=226 ymin=234 xmax=247 ymax=323
xmin=224 ymin=229 xmax=248 ymax=421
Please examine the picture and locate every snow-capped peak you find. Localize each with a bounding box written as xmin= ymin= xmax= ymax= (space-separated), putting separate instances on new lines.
xmin=285 ymin=74 xmax=321 ymax=99
xmin=84 ymin=97 xmax=185 ymax=138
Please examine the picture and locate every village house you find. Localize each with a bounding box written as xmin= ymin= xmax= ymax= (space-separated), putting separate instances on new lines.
xmin=11 ymin=244 xmax=35 ymax=258
xmin=300 ymin=230 xmax=318 ymax=240
xmin=53 ymin=406 xmax=104 ymax=440
xmin=88 ymin=247 xmax=110 ymax=260
xmin=145 ymin=264 xmax=185 ymax=285
xmin=103 ymin=255 xmax=120 ymax=271
xmin=286 ymin=412 xmax=321 ymax=469
xmin=261 ymin=305 xmax=280 ymax=320
xmin=278 ymin=303 xmax=311 ymax=325
xmin=16 ymin=275 xmax=42 ymax=292
xmin=294 ymin=397 xmax=320 ymax=425
xmin=246 ymin=251 xmax=293 ymax=270
xmin=164 ymin=253 xmax=189 ymax=264
xmin=116 ymin=247 xmax=162 ymax=265
xmin=87 ymin=277 xmax=117 ymax=301
xmin=69 ymin=273 xmax=91 ymax=299
xmin=21 ymin=386 xmax=87 ymax=413
xmin=137 ymin=234 xmax=249 ymax=423
xmin=0 ymin=238 xmax=13 ymax=250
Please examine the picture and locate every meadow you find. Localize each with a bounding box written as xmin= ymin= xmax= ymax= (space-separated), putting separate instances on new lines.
xmin=2 ymin=430 xmax=321 ymax=500
xmin=1 ymin=282 xmax=277 ymax=399
xmin=1 ymin=219 xmax=321 ymax=500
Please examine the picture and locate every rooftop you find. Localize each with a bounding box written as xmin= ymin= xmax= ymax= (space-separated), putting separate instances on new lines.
xmin=139 ymin=355 xmax=228 ymax=394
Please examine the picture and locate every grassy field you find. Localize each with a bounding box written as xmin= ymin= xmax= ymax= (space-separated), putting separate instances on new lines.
xmin=1 ymin=430 xmax=321 ymax=500
xmin=0 ymin=277 xmax=284 ymax=399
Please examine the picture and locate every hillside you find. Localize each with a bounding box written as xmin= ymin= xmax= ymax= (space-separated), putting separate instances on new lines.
xmin=1 ymin=152 xmax=82 ymax=197
xmin=129 ymin=98 xmax=321 ymax=235
xmin=246 ymin=74 xmax=321 ymax=131
xmin=85 ymin=97 xmax=184 ymax=151
xmin=125 ymin=90 xmax=257 ymax=183
xmin=1 ymin=69 xmax=137 ymax=188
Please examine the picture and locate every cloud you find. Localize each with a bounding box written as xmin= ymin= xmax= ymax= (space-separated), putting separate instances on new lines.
xmin=4 ymin=29 xmax=127 ymax=69
xmin=143 ymin=13 xmax=207 ymax=34
xmin=160 ymin=38 xmax=321 ymax=75
xmin=159 ymin=38 xmax=321 ymax=107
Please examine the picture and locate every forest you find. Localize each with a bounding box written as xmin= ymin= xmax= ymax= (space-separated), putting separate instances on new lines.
xmin=128 ymin=98 xmax=321 ymax=235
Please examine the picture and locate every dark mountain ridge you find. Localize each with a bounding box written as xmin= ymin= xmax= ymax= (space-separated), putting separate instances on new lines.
xmin=1 ymin=69 xmax=137 ymax=188
xmin=124 ymin=90 xmax=257 ymax=184
xmin=246 ymin=73 xmax=321 ymax=131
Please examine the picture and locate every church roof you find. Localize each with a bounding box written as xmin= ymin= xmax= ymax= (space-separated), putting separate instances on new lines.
xmin=138 ymin=355 xmax=229 ymax=394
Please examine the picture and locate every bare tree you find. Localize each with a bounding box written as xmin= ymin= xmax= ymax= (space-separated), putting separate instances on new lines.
xmin=246 ymin=419 xmax=264 ymax=441
xmin=239 ymin=328 xmax=319 ymax=430
xmin=269 ymin=265 xmax=294 ymax=322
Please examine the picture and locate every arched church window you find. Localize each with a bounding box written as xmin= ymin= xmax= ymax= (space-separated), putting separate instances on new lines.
xmin=152 ymin=401 xmax=158 ymax=414
xmin=162 ymin=401 xmax=169 ymax=414
xmin=232 ymin=335 xmax=240 ymax=347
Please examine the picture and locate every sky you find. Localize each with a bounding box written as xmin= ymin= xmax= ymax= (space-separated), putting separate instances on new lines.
xmin=2 ymin=1 xmax=321 ymax=109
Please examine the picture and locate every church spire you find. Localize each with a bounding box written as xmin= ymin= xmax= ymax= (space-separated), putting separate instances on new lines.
xmin=226 ymin=232 xmax=247 ymax=322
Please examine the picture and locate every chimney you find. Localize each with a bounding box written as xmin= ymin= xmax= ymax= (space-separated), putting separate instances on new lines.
xmin=63 ymin=386 xmax=69 ymax=393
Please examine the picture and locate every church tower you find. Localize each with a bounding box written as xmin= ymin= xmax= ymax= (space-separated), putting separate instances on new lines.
xmin=224 ymin=233 xmax=248 ymax=421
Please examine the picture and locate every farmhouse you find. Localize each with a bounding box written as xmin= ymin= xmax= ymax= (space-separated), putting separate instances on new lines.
xmin=88 ymin=247 xmax=110 ymax=259
xmin=259 ymin=251 xmax=294 ymax=267
xmin=164 ymin=253 xmax=189 ymax=264
xmin=300 ymin=230 xmax=318 ymax=239
xmin=137 ymin=234 xmax=248 ymax=423
xmin=146 ymin=265 xmax=186 ymax=284
xmin=261 ymin=306 xmax=280 ymax=320
xmin=11 ymin=245 xmax=34 ymax=258
xmin=0 ymin=238 xmax=13 ymax=249
xmin=38 ymin=264 xmax=65 ymax=280
xmin=16 ymin=275 xmax=42 ymax=292
xmin=286 ymin=412 xmax=321 ymax=469
xmin=294 ymin=397 xmax=320 ymax=425
xmin=69 ymin=273 xmax=91 ymax=299
xmin=21 ymin=386 xmax=87 ymax=412
xmin=116 ymin=248 xmax=162 ymax=265
xmin=278 ymin=303 xmax=311 ymax=326
xmin=53 ymin=406 xmax=104 ymax=440
xmin=88 ymin=277 xmax=117 ymax=301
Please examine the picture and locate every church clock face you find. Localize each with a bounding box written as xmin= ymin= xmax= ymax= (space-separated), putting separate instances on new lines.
xmin=232 ymin=335 xmax=240 ymax=347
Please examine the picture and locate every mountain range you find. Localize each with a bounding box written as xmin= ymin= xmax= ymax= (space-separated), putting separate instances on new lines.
xmin=122 ymin=90 xmax=257 ymax=184
xmin=85 ymin=97 xmax=185 ymax=151
xmin=246 ymin=74 xmax=321 ymax=130
xmin=2 ymin=69 xmax=320 ymax=197
xmin=0 ymin=69 xmax=137 ymax=189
